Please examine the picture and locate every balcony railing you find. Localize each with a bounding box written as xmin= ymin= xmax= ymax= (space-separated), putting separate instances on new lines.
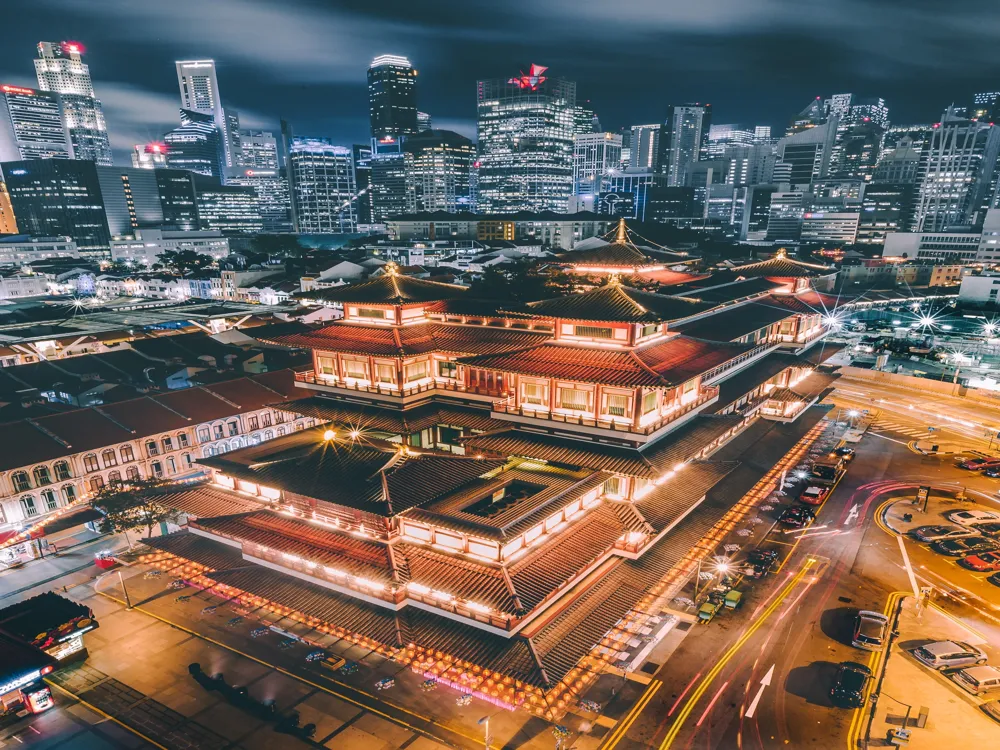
xmin=294 ymin=371 xmax=472 ymax=398
xmin=492 ymin=385 xmax=719 ymax=436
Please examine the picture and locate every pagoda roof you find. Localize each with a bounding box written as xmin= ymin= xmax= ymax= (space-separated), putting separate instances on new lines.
xmin=297 ymin=272 xmax=468 ymax=305
xmin=271 ymin=398 xmax=497 ymax=435
xmin=671 ymin=302 xmax=796 ymax=341
xmin=721 ymin=254 xmax=835 ymax=279
xmin=264 ymin=321 xmax=549 ymax=357
xmin=526 ymin=284 xmax=711 ymax=323
xmin=197 ymin=428 xmax=504 ymax=516
xmin=556 ymin=241 xmax=690 ymax=268
xmin=460 ymin=336 xmax=755 ymax=388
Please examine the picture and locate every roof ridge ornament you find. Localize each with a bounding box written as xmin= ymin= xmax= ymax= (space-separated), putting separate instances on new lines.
xmin=615 ymin=218 xmax=627 ymax=244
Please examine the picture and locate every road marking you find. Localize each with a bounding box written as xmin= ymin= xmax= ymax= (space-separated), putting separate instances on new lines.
xmin=744 ymin=664 xmax=774 ymax=719
xmin=782 ymin=524 xmax=829 ymax=535
xmin=868 ymin=432 xmax=909 ymax=445
xmin=896 ymin=535 xmax=921 ymax=598
xmin=845 ymin=503 xmax=859 ymax=525
xmin=599 ymin=679 xmax=662 ymax=750
xmin=666 ymin=672 xmax=701 ymax=717
xmin=695 ymin=681 xmax=730 ymax=727
xmin=658 ymin=561 xmax=814 ymax=749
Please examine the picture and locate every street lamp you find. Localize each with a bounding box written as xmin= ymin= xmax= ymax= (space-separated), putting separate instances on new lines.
xmin=478 ymin=716 xmax=491 ymax=750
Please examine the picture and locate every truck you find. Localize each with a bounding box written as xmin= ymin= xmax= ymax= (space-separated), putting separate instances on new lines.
xmin=810 ymin=457 xmax=847 ymax=486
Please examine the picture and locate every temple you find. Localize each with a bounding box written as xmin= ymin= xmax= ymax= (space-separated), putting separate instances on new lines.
xmin=138 ymin=242 xmax=842 ymax=717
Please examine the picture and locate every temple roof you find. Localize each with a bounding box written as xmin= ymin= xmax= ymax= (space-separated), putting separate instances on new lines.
xmin=670 ymin=301 xmax=796 ymax=341
xmin=265 ymin=321 xmax=549 ymax=357
xmin=460 ymin=336 xmax=755 ymax=388
xmin=717 ymin=253 xmax=835 ymax=280
xmin=297 ymin=270 xmax=468 ymax=305
xmin=555 ymin=242 xmax=690 ymax=268
xmin=526 ymin=284 xmax=710 ymax=323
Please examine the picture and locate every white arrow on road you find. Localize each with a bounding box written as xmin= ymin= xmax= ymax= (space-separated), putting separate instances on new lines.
xmin=844 ymin=503 xmax=859 ymax=526
xmin=745 ymin=664 xmax=775 ymax=719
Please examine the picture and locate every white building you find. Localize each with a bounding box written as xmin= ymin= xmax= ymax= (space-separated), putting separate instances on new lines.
xmin=882 ymin=209 xmax=1000 ymax=263
xmin=0 ymin=273 xmax=51 ymax=300
xmin=800 ymin=212 xmax=860 ymax=244
xmin=958 ymin=273 xmax=1000 ymax=305
xmin=109 ymin=229 xmax=230 ymax=267
xmin=572 ymin=132 xmax=623 ymax=211
xmin=0 ymin=236 xmax=79 ymax=265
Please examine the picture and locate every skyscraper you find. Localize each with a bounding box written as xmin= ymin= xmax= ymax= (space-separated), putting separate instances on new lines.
xmin=238 ymin=130 xmax=280 ymax=170
xmin=404 ymin=129 xmax=475 ymax=213
xmin=573 ymin=132 xmax=622 ymax=210
xmin=629 ymin=124 xmax=661 ymax=170
xmin=369 ymin=139 xmax=412 ymax=223
xmin=285 ymin=136 xmax=357 ymax=233
xmin=847 ymin=97 xmax=889 ymax=128
xmin=163 ymin=109 xmax=223 ymax=178
xmin=775 ymin=117 xmax=839 ymax=187
xmin=175 ymin=60 xmax=238 ymax=171
xmin=0 ymin=84 xmax=72 ymax=161
xmin=367 ymin=55 xmax=418 ymax=139
xmin=352 ymin=144 xmax=373 ymax=226
xmin=417 ymin=112 xmax=432 ymax=132
xmin=660 ymin=104 xmax=712 ymax=187
xmin=34 ymin=41 xmax=112 ymax=166
xmin=914 ymin=109 xmax=1000 ymax=231
xmin=476 ymin=64 xmax=576 ymax=213
xmin=972 ymin=92 xmax=1000 ymax=121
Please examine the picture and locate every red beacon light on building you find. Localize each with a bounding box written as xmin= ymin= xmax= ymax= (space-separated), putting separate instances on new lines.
xmin=62 ymin=41 xmax=85 ymax=55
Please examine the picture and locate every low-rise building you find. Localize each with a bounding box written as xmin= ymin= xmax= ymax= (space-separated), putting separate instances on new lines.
xmin=388 ymin=211 xmax=613 ymax=251
xmin=109 ymin=229 xmax=229 ymax=267
xmin=0 ymin=273 xmax=50 ymax=300
xmin=0 ymin=236 xmax=80 ymax=266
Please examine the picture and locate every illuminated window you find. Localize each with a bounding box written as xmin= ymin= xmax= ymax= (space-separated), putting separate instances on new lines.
xmin=522 ymin=382 xmax=547 ymax=405
xmin=574 ymin=325 xmax=613 ymax=339
xmin=84 ymin=454 xmax=100 ymax=472
xmin=560 ymin=388 xmax=588 ymax=411
xmin=404 ymin=360 xmax=429 ymax=382
xmin=119 ymin=445 xmax=134 ymax=462
xmin=343 ymin=359 xmax=367 ymax=379
xmin=101 ymin=449 xmax=117 ymax=467
xmin=643 ymin=391 xmax=658 ymax=414
xmin=605 ymin=393 xmax=628 ymax=417
xmin=126 ymin=466 xmax=140 ymax=482
xmin=438 ymin=361 xmax=457 ymax=379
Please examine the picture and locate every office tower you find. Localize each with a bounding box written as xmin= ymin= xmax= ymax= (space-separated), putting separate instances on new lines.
xmin=163 ymin=110 xmax=223 ymax=178
xmin=776 ymin=117 xmax=839 ymax=187
xmin=629 ymin=124 xmax=661 ymax=170
xmin=476 ymin=64 xmax=576 ymax=213
xmin=742 ymin=185 xmax=778 ymax=240
xmin=914 ymin=109 xmax=1000 ymax=231
xmin=827 ymin=93 xmax=853 ymax=120
xmin=618 ymin=129 xmax=631 ymax=169
xmin=856 ymin=183 xmax=917 ymax=243
xmin=0 ymin=182 xmax=17 ymax=233
xmin=352 ymin=144 xmax=373 ymax=225
xmin=34 ymin=41 xmax=112 ymax=165
xmin=572 ymin=104 xmax=599 ymax=135
xmin=847 ymin=97 xmax=889 ymax=128
xmin=404 ymin=129 xmax=475 ymax=213
xmin=175 ymin=60 xmax=238 ymax=171
xmin=787 ymin=97 xmax=826 ymax=135
xmin=227 ymin=168 xmax=292 ymax=233
xmin=877 ymin=127 xmax=930 ymax=176
xmin=721 ymin=143 xmax=776 ymax=186
xmin=191 ymin=175 xmax=262 ymax=234
xmin=369 ymin=138 xmax=412 ymax=223
xmin=972 ymin=92 xmax=1000 ymax=121
xmin=605 ymin=170 xmax=664 ymax=222
xmin=285 ymin=137 xmax=357 ymax=233
xmin=368 ymin=55 xmax=418 ymax=139
xmin=0 ymin=84 xmax=72 ymax=161
xmin=660 ymin=103 xmax=711 ymax=187
xmin=573 ymin=133 xmax=623 ymax=211
xmin=417 ymin=112 xmax=432 ymax=132
xmin=829 ymin=122 xmax=883 ymax=181
xmin=94 ymin=165 xmax=165 ymax=235
xmin=131 ymin=142 xmax=168 ymax=169
xmin=155 ymin=169 xmax=199 ymax=231
xmin=238 ymin=130 xmax=279 ymax=170
xmin=705 ymin=124 xmax=754 ymax=157
xmin=754 ymin=126 xmax=772 ymax=142
xmin=765 ymin=191 xmax=805 ymax=241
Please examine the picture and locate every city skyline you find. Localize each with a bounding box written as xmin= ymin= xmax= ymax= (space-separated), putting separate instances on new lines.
xmin=5 ymin=0 xmax=1000 ymax=163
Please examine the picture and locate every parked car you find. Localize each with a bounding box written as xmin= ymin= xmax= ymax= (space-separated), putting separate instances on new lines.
xmin=983 ymin=467 xmax=1000 ymax=478
xmin=852 ymin=610 xmax=889 ymax=651
xmin=909 ymin=525 xmax=978 ymax=542
xmin=779 ymin=506 xmax=816 ymax=528
xmin=971 ymin=521 xmax=1000 ymax=538
xmin=830 ymin=662 xmax=872 ymax=707
xmin=957 ymin=457 xmax=1000 ymax=470
xmin=959 ymin=551 xmax=1000 ymax=572
xmin=945 ymin=509 xmax=1000 ymax=527
xmin=950 ymin=665 xmax=1000 ymax=695
xmin=932 ymin=537 xmax=1000 ymax=557
xmin=799 ymin=485 xmax=830 ymax=506
xmin=912 ymin=641 xmax=988 ymax=670
xmin=988 ymin=571 xmax=1000 ymax=587
xmin=741 ymin=549 xmax=779 ymax=579
xmin=983 ymin=699 xmax=1000 ymax=724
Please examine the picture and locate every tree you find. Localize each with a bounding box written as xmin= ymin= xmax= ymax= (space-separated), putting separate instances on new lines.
xmin=93 ymin=478 xmax=178 ymax=539
xmin=249 ymin=234 xmax=307 ymax=258
xmin=155 ymin=249 xmax=215 ymax=276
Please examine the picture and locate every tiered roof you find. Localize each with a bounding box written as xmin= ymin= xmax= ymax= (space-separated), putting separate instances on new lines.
xmin=271 ymin=398 xmax=497 ymax=435
xmin=556 ymin=242 xmax=690 ymax=268
xmin=526 ymin=284 xmax=709 ymax=323
xmin=265 ymin=322 xmax=549 ymax=357
xmin=671 ymin=302 xmax=796 ymax=342
xmin=461 ymin=336 xmax=752 ymax=388
xmin=297 ymin=271 xmax=467 ymax=305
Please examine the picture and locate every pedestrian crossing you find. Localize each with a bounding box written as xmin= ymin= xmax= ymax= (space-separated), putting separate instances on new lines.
xmin=871 ymin=420 xmax=934 ymax=438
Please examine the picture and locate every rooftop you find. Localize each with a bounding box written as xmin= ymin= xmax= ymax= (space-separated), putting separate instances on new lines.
xmin=296 ymin=269 xmax=468 ymax=305
xmin=526 ymin=284 xmax=710 ymax=323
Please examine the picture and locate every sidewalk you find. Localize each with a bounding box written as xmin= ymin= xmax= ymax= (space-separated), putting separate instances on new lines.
xmin=868 ymin=597 xmax=997 ymax=747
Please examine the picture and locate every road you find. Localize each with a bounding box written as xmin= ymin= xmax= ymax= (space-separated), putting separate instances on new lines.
xmin=606 ymin=397 xmax=1000 ymax=750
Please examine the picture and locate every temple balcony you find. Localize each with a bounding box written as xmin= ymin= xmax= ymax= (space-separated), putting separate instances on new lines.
xmin=293 ymin=370 xmax=497 ymax=407
xmin=491 ymin=385 xmax=719 ymax=445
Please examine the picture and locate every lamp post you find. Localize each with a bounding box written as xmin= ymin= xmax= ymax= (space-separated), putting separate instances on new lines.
xmin=478 ymin=716 xmax=490 ymax=750
xmin=117 ymin=569 xmax=133 ymax=610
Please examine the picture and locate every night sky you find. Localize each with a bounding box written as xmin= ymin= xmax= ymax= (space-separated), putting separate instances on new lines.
xmin=5 ymin=0 xmax=1000 ymax=163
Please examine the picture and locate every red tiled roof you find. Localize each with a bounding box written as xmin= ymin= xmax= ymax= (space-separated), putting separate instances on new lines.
xmin=266 ymin=322 xmax=548 ymax=358
xmin=670 ymin=303 xmax=796 ymax=342
xmin=297 ymin=273 xmax=468 ymax=304
xmin=150 ymin=484 xmax=266 ymax=518
xmin=526 ymin=285 xmax=709 ymax=323
xmin=462 ymin=336 xmax=754 ymax=388
xmin=271 ymin=398 xmax=497 ymax=434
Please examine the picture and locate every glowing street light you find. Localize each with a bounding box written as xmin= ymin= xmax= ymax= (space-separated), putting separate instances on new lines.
xmin=322 ymin=429 xmax=336 ymax=441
